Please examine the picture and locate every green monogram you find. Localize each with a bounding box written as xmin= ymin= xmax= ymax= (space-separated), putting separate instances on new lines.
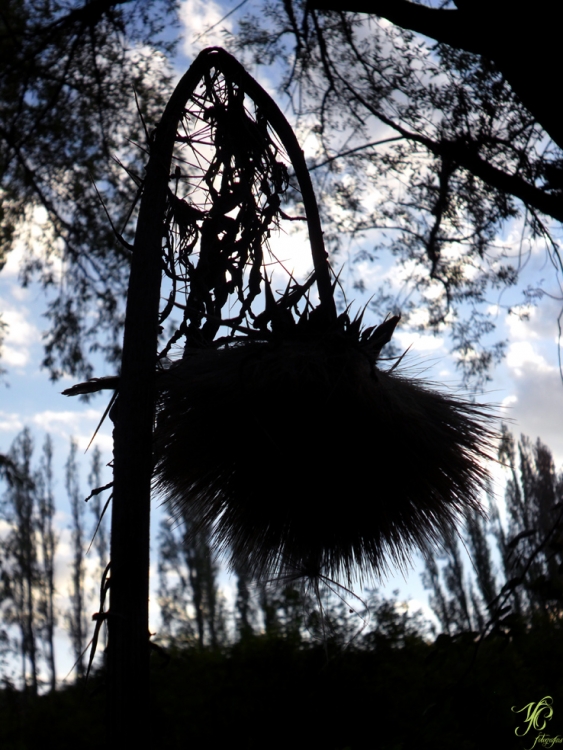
xmin=512 ymin=697 xmax=554 ymax=737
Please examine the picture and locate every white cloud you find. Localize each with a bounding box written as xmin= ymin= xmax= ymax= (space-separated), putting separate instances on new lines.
xmin=2 ymin=347 xmax=28 ymax=367
xmin=2 ymin=206 xmax=57 ymax=279
xmin=32 ymin=408 xmax=102 ymax=429
xmin=180 ymin=0 xmax=233 ymax=58
xmin=504 ymin=297 xmax=562 ymax=344
xmin=501 ymin=393 xmax=517 ymax=412
xmin=396 ymin=597 xmax=438 ymax=630
xmin=6 ymin=285 xmax=30 ymax=302
xmin=2 ymin=242 xmax=26 ymax=278
xmin=30 ymin=408 xmax=113 ymax=453
xmin=1 ymin=308 xmax=40 ymax=368
xmin=267 ymin=226 xmax=314 ymax=284
xmin=177 ymin=0 xmax=286 ymax=110
xmin=393 ymin=330 xmax=445 ymax=353
xmin=505 ymin=308 xmax=540 ymax=341
xmin=0 ymin=411 xmax=24 ymax=433
xmin=502 ymin=360 xmax=563 ymax=466
xmin=506 ymin=341 xmax=552 ymax=373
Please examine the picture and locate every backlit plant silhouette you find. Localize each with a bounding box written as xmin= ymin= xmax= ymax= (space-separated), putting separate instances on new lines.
xmin=64 ymin=47 xmax=497 ymax=746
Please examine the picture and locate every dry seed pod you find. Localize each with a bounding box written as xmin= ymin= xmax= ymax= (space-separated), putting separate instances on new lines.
xmin=152 ymin=324 xmax=497 ymax=586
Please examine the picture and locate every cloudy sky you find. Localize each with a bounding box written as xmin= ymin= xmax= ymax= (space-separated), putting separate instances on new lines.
xmin=1 ymin=0 xmax=563 ymax=685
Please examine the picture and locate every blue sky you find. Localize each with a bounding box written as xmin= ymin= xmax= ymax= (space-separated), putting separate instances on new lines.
xmin=1 ymin=0 xmax=563 ymax=687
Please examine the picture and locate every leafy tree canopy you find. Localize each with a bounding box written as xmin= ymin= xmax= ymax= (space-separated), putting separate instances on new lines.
xmin=0 ymin=0 xmax=178 ymax=380
xmin=231 ymin=0 xmax=563 ymax=385
xmin=1 ymin=0 xmax=562 ymax=387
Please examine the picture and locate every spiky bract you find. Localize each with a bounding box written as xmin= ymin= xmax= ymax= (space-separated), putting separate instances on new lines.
xmin=153 ymin=332 xmax=497 ymax=586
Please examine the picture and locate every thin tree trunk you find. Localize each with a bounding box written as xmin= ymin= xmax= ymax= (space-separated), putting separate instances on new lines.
xmin=66 ymin=439 xmax=86 ymax=679
xmin=106 ymin=64 xmax=184 ymax=748
xmin=24 ymin=577 xmax=38 ymax=696
xmin=38 ymin=435 xmax=57 ymax=692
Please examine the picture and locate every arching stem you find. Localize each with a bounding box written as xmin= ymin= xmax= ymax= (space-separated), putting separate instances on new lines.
xmin=107 ymin=47 xmax=334 ymax=748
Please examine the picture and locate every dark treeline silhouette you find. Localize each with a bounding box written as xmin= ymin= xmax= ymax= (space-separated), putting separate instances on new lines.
xmin=2 ymin=423 xmax=563 ymax=748
xmin=0 ymin=429 xmax=109 ymax=695
xmin=65 ymin=438 xmax=89 ymax=680
xmin=424 ymin=425 xmax=563 ymax=637
xmin=0 ymin=429 xmax=55 ymax=698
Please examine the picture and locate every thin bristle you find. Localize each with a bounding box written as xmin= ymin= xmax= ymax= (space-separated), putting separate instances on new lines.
xmin=152 ymin=334 xmax=498 ymax=587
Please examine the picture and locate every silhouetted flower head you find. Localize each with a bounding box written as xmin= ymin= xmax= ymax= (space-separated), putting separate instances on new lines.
xmin=153 ymin=319 xmax=497 ymax=588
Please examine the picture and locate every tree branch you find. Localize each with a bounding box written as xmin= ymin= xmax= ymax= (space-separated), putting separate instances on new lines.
xmin=333 ymin=73 xmax=563 ymax=223
xmin=308 ymin=0 xmax=563 ymax=152
xmin=308 ymin=0 xmax=478 ymax=52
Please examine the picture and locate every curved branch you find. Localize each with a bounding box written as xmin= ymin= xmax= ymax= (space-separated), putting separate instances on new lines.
xmin=308 ymin=136 xmax=404 ymax=170
xmin=308 ymin=0 xmax=475 ymax=52
xmin=308 ymin=0 xmax=563 ymax=152
xmin=334 ymin=74 xmax=563 ymax=223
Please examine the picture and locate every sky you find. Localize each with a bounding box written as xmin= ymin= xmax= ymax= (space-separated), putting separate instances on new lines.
xmin=1 ymin=0 xmax=563 ymax=688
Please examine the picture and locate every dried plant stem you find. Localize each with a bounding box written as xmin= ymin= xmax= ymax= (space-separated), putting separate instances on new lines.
xmin=107 ymin=47 xmax=336 ymax=747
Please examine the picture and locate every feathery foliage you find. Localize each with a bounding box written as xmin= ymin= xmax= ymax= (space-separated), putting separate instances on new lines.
xmin=0 ymin=0 xmax=177 ymax=379
xmin=229 ymin=0 xmax=563 ymax=386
